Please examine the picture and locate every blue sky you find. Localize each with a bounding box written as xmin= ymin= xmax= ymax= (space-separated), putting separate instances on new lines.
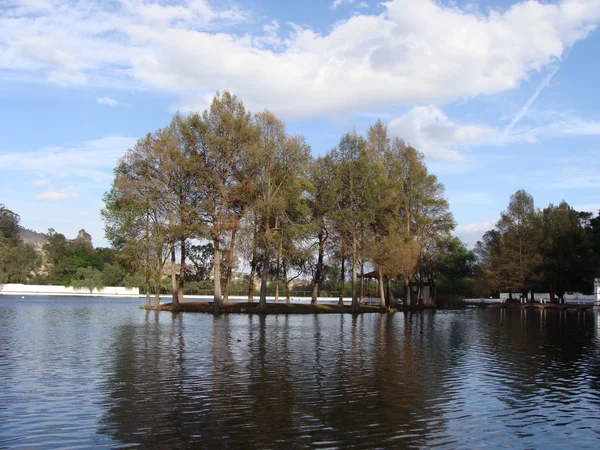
xmin=1 ymin=0 xmax=599 ymax=248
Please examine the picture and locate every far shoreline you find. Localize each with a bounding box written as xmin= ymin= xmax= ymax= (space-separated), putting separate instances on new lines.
xmin=152 ymin=301 xmax=436 ymax=315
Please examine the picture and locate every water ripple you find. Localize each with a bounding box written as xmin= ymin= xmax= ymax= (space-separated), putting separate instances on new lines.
xmin=2 ymin=299 xmax=600 ymax=448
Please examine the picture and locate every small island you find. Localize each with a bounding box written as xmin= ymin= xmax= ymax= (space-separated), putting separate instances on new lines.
xmin=2 ymin=92 xmax=599 ymax=314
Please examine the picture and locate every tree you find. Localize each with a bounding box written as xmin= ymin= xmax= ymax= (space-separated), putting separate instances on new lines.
xmin=307 ymin=156 xmax=337 ymax=304
xmin=475 ymin=229 xmax=504 ymax=295
xmin=395 ymin=142 xmax=454 ymax=305
xmin=496 ymin=190 xmax=542 ymax=299
xmin=191 ymin=92 xmax=258 ymax=311
xmin=103 ymin=130 xmax=172 ymax=309
xmin=43 ymin=229 xmax=75 ymax=285
xmin=185 ymin=242 xmax=214 ymax=281
xmin=71 ymin=266 xmax=105 ymax=293
xmin=0 ymin=205 xmax=41 ymax=284
xmin=0 ymin=204 xmax=21 ymax=244
xmin=252 ymin=111 xmax=311 ymax=310
xmin=422 ymin=236 xmax=476 ymax=302
xmin=539 ymin=202 xmax=592 ymax=300
xmin=329 ymin=131 xmax=376 ymax=312
xmin=101 ymin=263 xmax=126 ymax=286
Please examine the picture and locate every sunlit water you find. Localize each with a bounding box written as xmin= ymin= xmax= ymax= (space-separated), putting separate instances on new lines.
xmin=2 ymin=296 xmax=600 ymax=449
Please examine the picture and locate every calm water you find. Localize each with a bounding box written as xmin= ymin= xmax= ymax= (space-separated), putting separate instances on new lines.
xmin=2 ymin=297 xmax=600 ymax=449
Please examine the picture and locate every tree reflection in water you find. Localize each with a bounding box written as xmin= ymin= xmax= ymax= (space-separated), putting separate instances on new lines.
xmin=96 ymin=309 xmax=600 ymax=448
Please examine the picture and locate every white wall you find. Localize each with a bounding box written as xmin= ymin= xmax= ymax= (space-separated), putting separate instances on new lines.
xmin=0 ymin=284 xmax=139 ymax=297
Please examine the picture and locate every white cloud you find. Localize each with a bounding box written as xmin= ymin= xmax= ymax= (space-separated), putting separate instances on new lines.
xmin=331 ymin=0 xmax=354 ymax=9
xmin=33 ymin=177 xmax=48 ymax=186
xmin=387 ymin=106 xmax=496 ymax=160
xmin=96 ymin=96 xmax=119 ymax=106
xmin=1 ymin=0 xmax=599 ymax=118
xmin=35 ymin=191 xmax=79 ymax=201
xmin=454 ymin=220 xmax=496 ymax=247
xmin=0 ymin=136 xmax=137 ymax=183
xmin=456 ymin=221 xmax=496 ymax=233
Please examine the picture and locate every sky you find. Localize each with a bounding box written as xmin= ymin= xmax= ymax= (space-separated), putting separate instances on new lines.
xmin=1 ymin=0 xmax=599 ymax=249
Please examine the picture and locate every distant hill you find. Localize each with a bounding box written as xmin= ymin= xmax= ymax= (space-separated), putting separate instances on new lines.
xmin=19 ymin=227 xmax=47 ymax=248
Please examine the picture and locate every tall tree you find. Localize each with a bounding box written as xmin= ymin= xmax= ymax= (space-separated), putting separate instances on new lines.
xmin=252 ymin=111 xmax=311 ymax=310
xmin=496 ymin=190 xmax=542 ymax=299
xmin=193 ymin=91 xmax=258 ymax=311
xmin=539 ymin=202 xmax=592 ymax=300
xmin=330 ymin=131 xmax=376 ymax=312
xmin=103 ymin=130 xmax=172 ymax=309
xmin=307 ymin=156 xmax=336 ymax=304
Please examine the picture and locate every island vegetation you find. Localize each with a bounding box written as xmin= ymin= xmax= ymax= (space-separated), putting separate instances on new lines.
xmin=101 ymin=91 xmax=462 ymax=313
xmin=475 ymin=190 xmax=600 ymax=302
xmin=1 ymin=92 xmax=599 ymax=313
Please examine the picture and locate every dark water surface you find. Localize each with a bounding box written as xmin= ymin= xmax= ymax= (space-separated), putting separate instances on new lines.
xmin=2 ymin=297 xmax=600 ymax=449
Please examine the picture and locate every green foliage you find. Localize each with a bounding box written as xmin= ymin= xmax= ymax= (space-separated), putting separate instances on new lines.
xmin=0 ymin=237 xmax=40 ymax=283
xmin=122 ymin=272 xmax=145 ymax=290
xmin=71 ymin=266 xmax=105 ymax=293
xmin=0 ymin=204 xmax=21 ymax=244
xmin=101 ymin=263 xmax=126 ymax=286
xmin=476 ymin=193 xmax=600 ymax=299
xmin=0 ymin=205 xmax=42 ymax=283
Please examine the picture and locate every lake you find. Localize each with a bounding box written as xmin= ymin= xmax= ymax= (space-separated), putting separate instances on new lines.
xmin=1 ymin=296 xmax=600 ymax=449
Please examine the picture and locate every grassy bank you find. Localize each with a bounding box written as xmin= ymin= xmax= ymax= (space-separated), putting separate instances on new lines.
xmin=151 ymin=302 xmax=401 ymax=314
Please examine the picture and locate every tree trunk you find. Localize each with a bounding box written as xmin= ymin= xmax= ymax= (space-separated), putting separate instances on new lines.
xmin=429 ymin=278 xmax=436 ymax=307
xmin=259 ymin=242 xmax=270 ymax=311
xmin=351 ymin=234 xmax=359 ymax=313
xmin=212 ymin=237 xmax=223 ymax=312
xmin=283 ymin=260 xmax=291 ymax=304
xmin=154 ymin=274 xmax=161 ymax=310
xmin=178 ymin=238 xmax=185 ymax=304
xmin=275 ymin=216 xmax=281 ymax=305
xmin=144 ymin=213 xmax=151 ymax=309
xmin=247 ymin=224 xmax=258 ymax=303
xmin=387 ymin=279 xmax=394 ymax=309
xmin=360 ymin=261 xmax=364 ymax=304
xmin=338 ymin=243 xmax=345 ymax=306
xmin=311 ymin=231 xmax=325 ymax=305
xmin=248 ymin=251 xmax=257 ymax=303
xmin=259 ymin=218 xmax=270 ymax=311
xmin=378 ymin=268 xmax=386 ymax=308
xmin=170 ymin=243 xmax=180 ymax=311
xmin=145 ymin=277 xmax=151 ymax=309
xmin=222 ymin=228 xmax=238 ymax=304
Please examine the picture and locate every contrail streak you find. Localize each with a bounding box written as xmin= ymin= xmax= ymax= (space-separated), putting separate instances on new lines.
xmin=504 ymin=63 xmax=561 ymax=135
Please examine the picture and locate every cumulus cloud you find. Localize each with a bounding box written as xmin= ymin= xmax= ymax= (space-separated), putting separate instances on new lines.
xmin=455 ymin=221 xmax=496 ymax=234
xmin=1 ymin=0 xmax=598 ymax=118
xmin=387 ymin=106 xmax=496 ymax=160
xmin=34 ymin=191 xmax=79 ymax=201
xmin=96 ymin=96 xmax=119 ymax=106
xmin=454 ymin=220 xmax=496 ymax=248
